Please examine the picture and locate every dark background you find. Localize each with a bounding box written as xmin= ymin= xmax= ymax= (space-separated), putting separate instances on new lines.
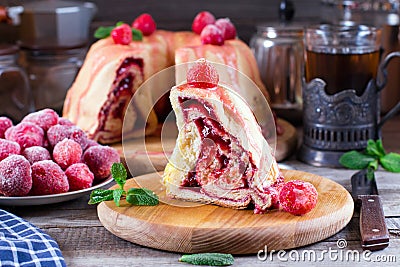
xmin=1 ymin=0 xmax=324 ymax=44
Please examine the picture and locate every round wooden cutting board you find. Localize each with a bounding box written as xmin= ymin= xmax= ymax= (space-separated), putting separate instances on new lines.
xmin=112 ymin=118 xmax=297 ymax=176
xmin=97 ymin=169 xmax=354 ymax=254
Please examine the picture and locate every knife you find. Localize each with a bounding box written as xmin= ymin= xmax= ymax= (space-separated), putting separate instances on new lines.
xmin=351 ymin=169 xmax=389 ymax=251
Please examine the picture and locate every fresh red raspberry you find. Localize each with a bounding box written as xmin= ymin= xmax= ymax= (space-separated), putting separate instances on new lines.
xmin=5 ymin=122 xmax=45 ymax=149
xmin=279 ymin=180 xmax=318 ymax=216
xmin=31 ymin=160 xmax=69 ymax=195
xmin=0 ymin=117 xmax=13 ymax=138
xmin=22 ymin=146 xmax=51 ymax=165
xmin=111 ymin=23 xmax=132 ymax=45
xmin=83 ymin=146 xmax=120 ymax=180
xmin=186 ymin=59 xmax=219 ymax=86
xmin=21 ymin=108 xmax=59 ymax=131
xmin=0 ymin=139 xmax=21 ymax=161
xmin=65 ymin=163 xmax=94 ymax=191
xmin=192 ymin=11 xmax=216 ymax=34
xmin=0 ymin=155 xmax=32 ymax=196
xmin=53 ymin=139 xmax=82 ymax=170
xmin=200 ymin=24 xmax=224 ymax=45
xmin=47 ymin=124 xmax=88 ymax=150
xmin=132 ymin=13 xmax=156 ymax=36
xmin=215 ymin=18 xmax=236 ymax=40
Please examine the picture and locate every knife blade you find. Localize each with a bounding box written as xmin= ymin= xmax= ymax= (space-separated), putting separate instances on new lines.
xmin=351 ymin=169 xmax=389 ymax=251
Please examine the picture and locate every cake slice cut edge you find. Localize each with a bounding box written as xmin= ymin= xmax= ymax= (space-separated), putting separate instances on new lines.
xmin=163 ymin=60 xmax=283 ymax=213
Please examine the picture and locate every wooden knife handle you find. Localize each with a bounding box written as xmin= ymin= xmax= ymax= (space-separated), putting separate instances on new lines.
xmin=358 ymin=195 xmax=389 ymax=251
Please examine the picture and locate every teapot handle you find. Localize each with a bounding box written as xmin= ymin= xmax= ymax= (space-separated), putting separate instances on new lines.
xmin=377 ymin=51 xmax=400 ymax=130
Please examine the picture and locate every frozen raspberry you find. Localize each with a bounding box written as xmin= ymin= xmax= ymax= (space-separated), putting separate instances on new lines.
xmin=22 ymin=146 xmax=51 ymax=165
xmin=187 ymin=58 xmax=219 ymax=87
xmin=0 ymin=117 xmax=13 ymax=138
xmin=21 ymin=108 xmax=59 ymax=131
xmin=58 ymin=117 xmax=74 ymax=126
xmin=132 ymin=13 xmax=156 ymax=36
xmin=200 ymin=24 xmax=224 ymax=45
xmin=192 ymin=11 xmax=216 ymax=34
xmin=65 ymin=163 xmax=94 ymax=191
xmin=53 ymin=138 xmax=82 ymax=170
xmin=0 ymin=155 xmax=32 ymax=196
xmin=47 ymin=124 xmax=88 ymax=150
xmin=279 ymin=180 xmax=318 ymax=216
xmin=83 ymin=146 xmax=120 ymax=180
xmin=85 ymin=139 xmax=101 ymax=150
xmin=31 ymin=160 xmax=69 ymax=195
xmin=215 ymin=18 xmax=236 ymax=40
xmin=111 ymin=23 xmax=132 ymax=45
xmin=5 ymin=122 xmax=45 ymax=149
xmin=0 ymin=139 xmax=21 ymax=161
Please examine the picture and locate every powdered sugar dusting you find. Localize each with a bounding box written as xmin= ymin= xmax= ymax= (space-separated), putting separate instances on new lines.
xmin=0 ymin=155 xmax=32 ymax=196
xmin=31 ymin=160 xmax=69 ymax=195
xmin=22 ymin=146 xmax=51 ymax=165
xmin=65 ymin=163 xmax=94 ymax=191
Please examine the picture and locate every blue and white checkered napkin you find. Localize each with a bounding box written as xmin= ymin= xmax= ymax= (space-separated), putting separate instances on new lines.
xmin=0 ymin=209 xmax=66 ymax=267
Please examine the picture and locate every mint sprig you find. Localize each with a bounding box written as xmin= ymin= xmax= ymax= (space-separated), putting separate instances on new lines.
xmin=339 ymin=139 xmax=400 ymax=175
xmin=94 ymin=22 xmax=143 ymax=41
xmin=179 ymin=253 xmax=234 ymax=266
xmin=88 ymin=163 xmax=158 ymax=206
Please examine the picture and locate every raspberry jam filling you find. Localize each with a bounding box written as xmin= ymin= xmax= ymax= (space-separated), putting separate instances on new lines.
xmin=97 ymin=57 xmax=144 ymax=132
xmin=178 ymin=97 xmax=256 ymax=189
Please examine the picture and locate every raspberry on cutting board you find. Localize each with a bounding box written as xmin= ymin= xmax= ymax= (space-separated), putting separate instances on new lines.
xmin=279 ymin=180 xmax=318 ymax=216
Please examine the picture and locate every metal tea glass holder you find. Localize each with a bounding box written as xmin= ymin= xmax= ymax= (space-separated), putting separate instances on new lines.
xmin=298 ymin=52 xmax=400 ymax=167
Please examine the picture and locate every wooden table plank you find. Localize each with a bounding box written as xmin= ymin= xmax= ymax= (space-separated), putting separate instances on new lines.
xmin=1 ymin=115 xmax=399 ymax=266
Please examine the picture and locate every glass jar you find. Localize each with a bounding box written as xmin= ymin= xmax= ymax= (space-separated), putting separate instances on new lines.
xmin=250 ymin=24 xmax=304 ymax=122
xmin=19 ymin=47 xmax=85 ymax=114
xmin=0 ymin=44 xmax=34 ymax=122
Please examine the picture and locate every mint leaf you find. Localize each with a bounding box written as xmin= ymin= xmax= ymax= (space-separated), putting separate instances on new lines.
xmin=113 ymin=188 xmax=125 ymax=207
xmin=94 ymin=26 xmax=114 ymax=39
xmin=88 ymin=189 xmax=114 ymax=204
xmin=380 ymin=153 xmax=400 ymax=173
xmin=365 ymin=139 xmax=385 ymax=158
xmin=376 ymin=139 xmax=386 ymax=157
xmin=179 ymin=253 xmax=234 ymax=266
xmin=368 ymin=160 xmax=379 ymax=170
xmin=339 ymin=151 xmax=376 ymax=169
xmin=126 ymin=188 xmax=159 ymax=206
xmin=111 ymin=162 xmax=127 ymax=190
xmin=132 ymin=28 xmax=143 ymax=41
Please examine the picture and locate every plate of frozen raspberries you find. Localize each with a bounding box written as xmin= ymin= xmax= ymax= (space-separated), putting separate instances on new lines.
xmin=0 ymin=108 xmax=120 ymax=206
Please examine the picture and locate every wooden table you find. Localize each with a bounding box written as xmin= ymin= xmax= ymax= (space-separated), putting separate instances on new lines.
xmin=2 ymin=115 xmax=399 ymax=267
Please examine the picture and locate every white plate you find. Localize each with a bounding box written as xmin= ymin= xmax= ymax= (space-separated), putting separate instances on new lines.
xmin=0 ymin=177 xmax=114 ymax=206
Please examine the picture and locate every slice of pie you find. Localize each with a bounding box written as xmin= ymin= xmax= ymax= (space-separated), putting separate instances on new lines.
xmin=163 ymin=59 xmax=283 ymax=213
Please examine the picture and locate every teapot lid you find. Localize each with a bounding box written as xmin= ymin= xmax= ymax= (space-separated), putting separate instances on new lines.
xmin=23 ymin=0 xmax=95 ymax=14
